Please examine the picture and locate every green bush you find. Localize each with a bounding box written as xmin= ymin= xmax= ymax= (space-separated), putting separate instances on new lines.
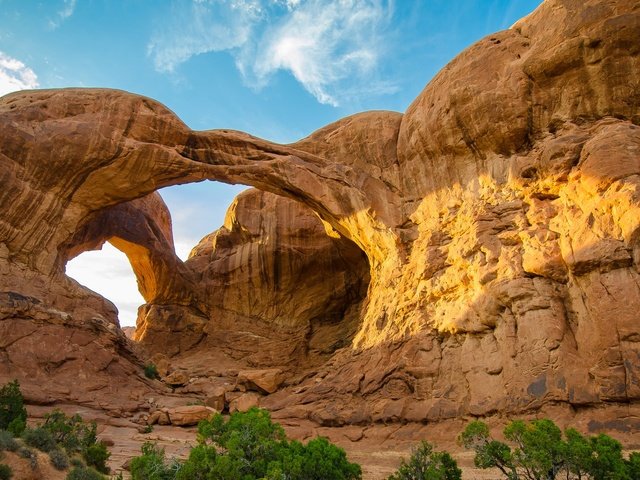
xmin=42 ymin=409 xmax=97 ymax=454
xmin=627 ymin=452 xmax=640 ymax=478
xmin=271 ymin=436 xmax=363 ymax=480
xmin=130 ymin=408 xmax=362 ymax=480
xmin=0 ymin=464 xmax=12 ymax=480
xmin=0 ymin=431 xmax=18 ymax=452
xmin=388 ymin=441 xmax=461 ymax=480
xmin=460 ymin=418 xmax=640 ymax=480
xmin=66 ymin=465 xmax=106 ymax=480
xmin=130 ymin=442 xmax=179 ymax=480
xmin=144 ymin=364 xmax=160 ymax=380
xmin=83 ymin=442 xmax=110 ymax=474
xmin=17 ymin=446 xmax=38 ymax=470
xmin=177 ymin=407 xmax=361 ymax=480
xmin=50 ymin=448 xmax=70 ymax=471
xmin=23 ymin=426 xmax=57 ymax=452
xmin=0 ymin=381 xmax=27 ymax=436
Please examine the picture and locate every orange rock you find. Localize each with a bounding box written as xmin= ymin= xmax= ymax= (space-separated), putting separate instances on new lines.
xmin=205 ymin=387 xmax=226 ymax=412
xmin=163 ymin=371 xmax=189 ymax=387
xmin=166 ymin=405 xmax=215 ymax=426
xmin=237 ymin=369 xmax=285 ymax=394
xmin=229 ymin=393 xmax=261 ymax=413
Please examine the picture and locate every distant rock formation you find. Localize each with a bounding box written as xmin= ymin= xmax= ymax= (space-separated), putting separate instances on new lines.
xmin=0 ymin=0 xmax=639 ymax=433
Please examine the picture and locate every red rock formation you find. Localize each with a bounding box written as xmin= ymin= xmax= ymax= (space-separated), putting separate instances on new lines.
xmin=135 ymin=188 xmax=369 ymax=368
xmin=0 ymin=0 xmax=639 ymax=445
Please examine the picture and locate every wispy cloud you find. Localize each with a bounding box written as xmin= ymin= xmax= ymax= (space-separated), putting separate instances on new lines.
xmin=249 ymin=1 xmax=393 ymax=106
xmin=148 ymin=0 xmax=263 ymax=73
xmin=49 ymin=0 xmax=78 ymax=30
xmin=148 ymin=0 xmax=395 ymax=106
xmin=0 ymin=52 xmax=39 ymax=97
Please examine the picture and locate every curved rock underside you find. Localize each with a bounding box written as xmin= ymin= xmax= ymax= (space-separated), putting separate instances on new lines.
xmin=1 ymin=0 xmax=640 ymax=438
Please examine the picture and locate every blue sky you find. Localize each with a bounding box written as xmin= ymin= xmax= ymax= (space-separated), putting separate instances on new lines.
xmin=0 ymin=0 xmax=541 ymax=326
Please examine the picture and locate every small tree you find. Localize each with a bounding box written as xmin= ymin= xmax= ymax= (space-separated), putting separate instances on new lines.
xmin=130 ymin=442 xmax=180 ymax=480
xmin=83 ymin=442 xmax=110 ymax=474
xmin=42 ymin=409 xmax=97 ymax=453
xmin=0 ymin=381 xmax=27 ymax=436
xmin=460 ymin=419 xmax=639 ymax=480
xmin=504 ymin=419 xmax=565 ymax=480
xmin=458 ymin=421 xmax=516 ymax=479
xmin=169 ymin=407 xmax=362 ymax=480
xmin=388 ymin=441 xmax=461 ymax=480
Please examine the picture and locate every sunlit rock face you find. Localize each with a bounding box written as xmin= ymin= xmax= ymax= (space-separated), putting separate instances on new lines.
xmin=0 ymin=0 xmax=639 ymax=427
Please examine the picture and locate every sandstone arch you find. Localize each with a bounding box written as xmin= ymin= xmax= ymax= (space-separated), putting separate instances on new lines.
xmin=1 ymin=0 xmax=640 ymax=428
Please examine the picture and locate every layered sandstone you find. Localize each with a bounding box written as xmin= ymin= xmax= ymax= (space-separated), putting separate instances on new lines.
xmin=0 ymin=0 xmax=639 ymax=456
xmin=135 ymin=188 xmax=370 ymax=369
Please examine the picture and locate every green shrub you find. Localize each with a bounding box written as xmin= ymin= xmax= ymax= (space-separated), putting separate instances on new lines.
xmin=42 ymin=409 xmax=97 ymax=454
xmin=627 ymin=452 xmax=640 ymax=478
xmin=50 ymin=448 xmax=70 ymax=471
xmin=0 ymin=431 xmax=18 ymax=452
xmin=129 ymin=408 xmax=362 ymax=480
xmin=130 ymin=442 xmax=179 ymax=480
xmin=0 ymin=464 xmax=12 ymax=480
xmin=144 ymin=364 xmax=160 ymax=380
xmin=83 ymin=442 xmax=110 ymax=474
xmin=0 ymin=381 xmax=27 ymax=436
xmin=23 ymin=426 xmax=57 ymax=452
xmin=460 ymin=418 xmax=640 ymax=480
xmin=66 ymin=465 xmax=106 ymax=480
xmin=17 ymin=446 xmax=38 ymax=470
xmin=388 ymin=441 xmax=461 ymax=480
xmin=176 ymin=407 xmax=361 ymax=480
xmin=274 ymin=436 xmax=362 ymax=480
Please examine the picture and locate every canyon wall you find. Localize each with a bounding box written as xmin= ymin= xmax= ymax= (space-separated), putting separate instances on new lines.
xmin=0 ymin=0 xmax=639 ymax=430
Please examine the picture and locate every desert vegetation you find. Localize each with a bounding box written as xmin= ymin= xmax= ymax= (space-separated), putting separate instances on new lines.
xmin=459 ymin=419 xmax=640 ymax=480
xmin=0 ymin=380 xmax=114 ymax=479
xmin=3 ymin=379 xmax=640 ymax=479
xmin=130 ymin=407 xmax=362 ymax=480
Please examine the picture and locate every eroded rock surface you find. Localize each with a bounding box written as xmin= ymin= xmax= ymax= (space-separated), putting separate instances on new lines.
xmin=0 ymin=1 xmax=639 ymax=474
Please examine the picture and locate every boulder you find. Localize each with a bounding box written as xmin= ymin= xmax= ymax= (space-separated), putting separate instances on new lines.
xmin=163 ymin=370 xmax=189 ymax=387
xmin=167 ymin=405 xmax=216 ymax=427
xmin=205 ymin=386 xmax=227 ymax=412
xmin=229 ymin=393 xmax=261 ymax=413
xmin=237 ymin=369 xmax=285 ymax=394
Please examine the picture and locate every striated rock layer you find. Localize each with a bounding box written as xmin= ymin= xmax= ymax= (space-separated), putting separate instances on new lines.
xmin=0 ymin=0 xmax=639 ymax=442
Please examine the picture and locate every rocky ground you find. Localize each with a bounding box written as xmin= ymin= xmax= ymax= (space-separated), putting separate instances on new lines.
xmin=17 ymin=401 xmax=640 ymax=480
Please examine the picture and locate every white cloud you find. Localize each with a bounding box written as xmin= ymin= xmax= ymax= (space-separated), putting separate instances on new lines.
xmin=148 ymin=0 xmax=263 ymax=73
xmin=0 ymin=52 xmax=39 ymax=97
xmin=148 ymin=0 xmax=394 ymax=106
xmin=49 ymin=0 xmax=78 ymax=30
xmin=65 ymin=243 xmax=144 ymax=327
xmin=250 ymin=0 xmax=389 ymax=106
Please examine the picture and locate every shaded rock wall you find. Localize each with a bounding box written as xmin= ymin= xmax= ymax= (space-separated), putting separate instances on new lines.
xmin=136 ymin=188 xmax=370 ymax=368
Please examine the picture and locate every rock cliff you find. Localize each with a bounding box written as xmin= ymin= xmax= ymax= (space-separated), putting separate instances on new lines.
xmin=0 ymin=0 xmax=639 ymax=442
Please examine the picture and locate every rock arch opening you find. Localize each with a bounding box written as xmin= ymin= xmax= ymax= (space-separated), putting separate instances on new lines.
xmin=58 ymin=177 xmax=371 ymax=368
xmin=65 ymin=242 xmax=144 ymax=327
